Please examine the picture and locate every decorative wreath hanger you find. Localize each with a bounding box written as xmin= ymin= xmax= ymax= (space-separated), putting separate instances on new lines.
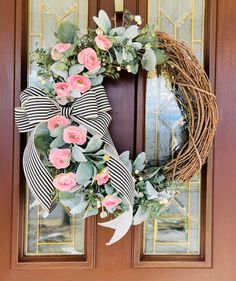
xmin=15 ymin=10 xmax=218 ymax=245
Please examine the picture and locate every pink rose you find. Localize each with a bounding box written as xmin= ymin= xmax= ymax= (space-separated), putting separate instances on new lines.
xmin=49 ymin=148 xmax=71 ymax=169
xmin=54 ymin=82 xmax=72 ymax=97
xmin=67 ymin=75 xmax=91 ymax=93
xmin=77 ymin=48 xmax=101 ymax=71
xmin=102 ymin=195 xmax=122 ymax=210
xmin=95 ymin=168 xmax=110 ymax=185
xmin=63 ymin=125 xmax=87 ymax=145
xmin=47 ymin=115 xmax=71 ymax=132
xmin=53 ymin=172 xmax=76 ymax=191
xmin=51 ymin=43 xmax=72 ymax=60
xmin=95 ymin=35 xmax=112 ymax=51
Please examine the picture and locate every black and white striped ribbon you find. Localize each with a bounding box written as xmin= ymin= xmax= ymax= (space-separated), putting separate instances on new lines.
xmin=15 ymin=85 xmax=135 ymax=245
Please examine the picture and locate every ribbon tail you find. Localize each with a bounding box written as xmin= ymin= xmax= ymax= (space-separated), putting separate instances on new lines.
xmin=23 ymin=127 xmax=56 ymax=213
xmin=100 ymin=132 xmax=135 ymax=245
xmin=98 ymin=208 xmax=133 ymax=245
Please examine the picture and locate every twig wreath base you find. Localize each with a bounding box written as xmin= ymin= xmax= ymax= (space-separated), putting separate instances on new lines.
xmin=157 ymin=32 xmax=218 ymax=182
xmin=14 ymin=10 xmax=218 ymax=245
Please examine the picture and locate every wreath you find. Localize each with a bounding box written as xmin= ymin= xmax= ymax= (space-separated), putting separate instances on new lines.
xmin=15 ymin=10 xmax=218 ymax=245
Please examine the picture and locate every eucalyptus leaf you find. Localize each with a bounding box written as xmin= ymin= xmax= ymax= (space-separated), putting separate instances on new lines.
xmin=130 ymin=42 xmax=143 ymax=50
xmin=69 ymin=64 xmax=84 ymax=75
xmin=60 ymin=194 xmax=84 ymax=209
xmin=145 ymin=181 xmax=159 ymax=200
xmin=76 ymin=161 xmax=94 ymax=185
xmin=70 ymin=201 xmax=88 ymax=215
xmin=133 ymin=205 xmax=150 ymax=225
xmin=70 ymin=89 xmax=81 ymax=98
xmin=50 ymin=134 xmax=66 ymax=148
xmin=105 ymin=184 xmax=114 ymax=195
xmin=50 ymin=62 xmax=68 ymax=80
xmin=114 ymin=48 xmax=123 ymax=64
xmin=90 ymin=75 xmax=104 ymax=86
xmin=133 ymin=152 xmax=146 ymax=172
xmin=122 ymin=25 xmax=139 ymax=40
xmin=86 ymin=65 xmax=101 ymax=76
xmin=109 ymin=27 xmax=126 ymax=36
xmin=83 ymin=207 xmax=98 ymax=219
xmin=50 ymin=125 xmax=63 ymax=138
xmin=57 ymin=22 xmax=79 ymax=44
xmin=141 ymin=48 xmax=157 ymax=71
xmin=72 ymin=145 xmax=87 ymax=162
xmin=154 ymin=48 xmax=167 ymax=65
xmin=85 ymin=135 xmax=103 ymax=152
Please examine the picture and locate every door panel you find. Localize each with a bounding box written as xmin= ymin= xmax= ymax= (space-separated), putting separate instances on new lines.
xmin=1 ymin=0 xmax=236 ymax=280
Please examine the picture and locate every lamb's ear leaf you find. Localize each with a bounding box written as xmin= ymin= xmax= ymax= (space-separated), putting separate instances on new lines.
xmin=98 ymin=10 xmax=111 ymax=31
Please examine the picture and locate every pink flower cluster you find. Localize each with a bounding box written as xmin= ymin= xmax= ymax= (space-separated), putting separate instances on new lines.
xmin=95 ymin=168 xmax=110 ymax=185
xmin=102 ymin=195 xmax=122 ymax=210
xmin=51 ymin=39 xmax=112 ymax=101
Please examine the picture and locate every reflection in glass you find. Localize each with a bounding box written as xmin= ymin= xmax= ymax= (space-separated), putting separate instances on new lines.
xmin=144 ymin=0 xmax=204 ymax=255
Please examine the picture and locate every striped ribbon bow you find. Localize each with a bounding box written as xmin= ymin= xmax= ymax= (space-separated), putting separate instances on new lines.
xmin=15 ymin=85 xmax=135 ymax=245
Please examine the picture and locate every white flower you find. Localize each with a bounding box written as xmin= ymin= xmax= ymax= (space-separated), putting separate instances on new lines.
xmin=134 ymin=170 xmax=139 ymax=175
xmin=160 ymin=198 xmax=169 ymax=205
xmin=145 ymin=43 xmax=152 ymax=49
xmin=126 ymin=65 xmax=132 ymax=72
xmin=137 ymin=20 xmax=142 ymax=25
xmin=135 ymin=15 xmax=142 ymax=22
xmin=117 ymin=66 xmax=121 ymax=71
xmin=96 ymin=27 xmax=103 ymax=35
xmin=138 ymin=192 xmax=144 ymax=198
xmin=138 ymin=176 xmax=143 ymax=181
xmin=97 ymin=200 xmax=101 ymax=208
xmin=100 ymin=211 xmax=108 ymax=218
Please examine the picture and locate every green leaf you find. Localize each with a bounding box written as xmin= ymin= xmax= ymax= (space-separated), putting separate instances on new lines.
xmin=119 ymin=151 xmax=130 ymax=163
xmin=50 ymin=62 xmax=68 ymax=80
xmin=114 ymin=49 xmax=123 ymax=64
xmin=83 ymin=207 xmax=98 ymax=219
xmin=98 ymin=10 xmax=112 ymax=31
xmin=76 ymin=161 xmax=94 ymax=185
xmin=145 ymin=181 xmax=159 ymax=200
xmin=86 ymin=65 xmax=101 ymax=76
xmin=154 ymin=48 xmax=167 ymax=65
xmin=90 ymin=75 xmax=103 ymax=86
xmin=57 ymin=22 xmax=79 ymax=43
xmin=133 ymin=152 xmax=146 ymax=172
xmin=50 ymin=134 xmax=66 ymax=148
xmin=141 ymin=48 xmax=157 ymax=71
xmin=34 ymin=134 xmax=52 ymax=154
xmin=71 ymin=201 xmax=88 ymax=215
xmin=72 ymin=145 xmax=87 ymax=162
xmin=109 ymin=27 xmax=126 ymax=36
xmin=105 ymin=184 xmax=114 ymax=195
xmin=93 ymin=17 xmax=108 ymax=34
xmin=69 ymin=64 xmax=84 ymax=75
xmin=122 ymin=25 xmax=139 ymax=40
xmin=85 ymin=135 xmax=103 ymax=152
xmin=133 ymin=205 xmax=149 ymax=225
xmin=119 ymin=151 xmax=132 ymax=173
xmin=50 ymin=125 xmax=64 ymax=138
xmin=60 ymin=193 xmax=84 ymax=209
xmin=130 ymin=42 xmax=143 ymax=50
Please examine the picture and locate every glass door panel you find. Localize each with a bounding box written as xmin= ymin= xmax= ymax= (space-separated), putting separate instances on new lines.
xmin=143 ymin=0 xmax=204 ymax=255
xmin=24 ymin=0 xmax=88 ymax=256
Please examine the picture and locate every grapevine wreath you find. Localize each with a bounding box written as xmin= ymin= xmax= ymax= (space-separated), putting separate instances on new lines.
xmin=15 ymin=10 xmax=218 ymax=245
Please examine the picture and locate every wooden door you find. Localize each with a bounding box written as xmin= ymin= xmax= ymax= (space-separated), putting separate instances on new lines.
xmin=1 ymin=0 xmax=236 ymax=280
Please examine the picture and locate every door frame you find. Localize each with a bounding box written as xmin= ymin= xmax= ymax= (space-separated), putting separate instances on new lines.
xmin=1 ymin=0 xmax=236 ymax=280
